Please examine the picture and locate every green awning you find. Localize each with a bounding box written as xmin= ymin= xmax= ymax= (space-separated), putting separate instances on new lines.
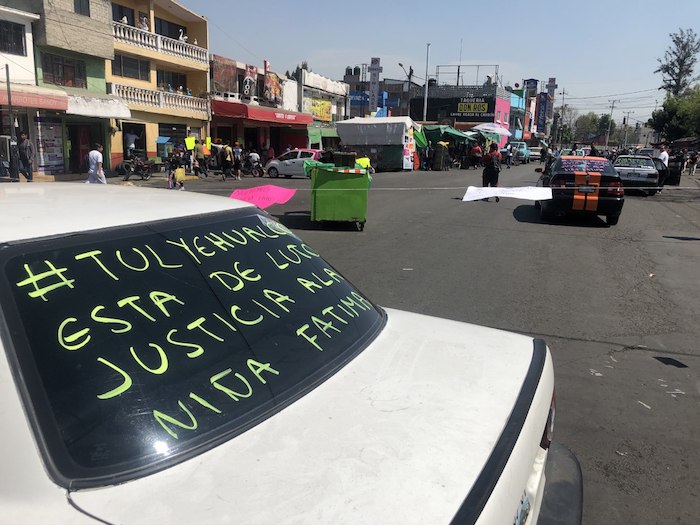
xmin=307 ymin=127 xmax=322 ymax=144
xmin=413 ymin=127 xmax=428 ymax=149
xmin=423 ymin=125 xmax=475 ymax=144
xmin=320 ymin=127 xmax=338 ymax=138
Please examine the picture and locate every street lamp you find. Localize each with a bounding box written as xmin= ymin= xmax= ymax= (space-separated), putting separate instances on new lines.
xmin=423 ymin=43 xmax=430 ymax=122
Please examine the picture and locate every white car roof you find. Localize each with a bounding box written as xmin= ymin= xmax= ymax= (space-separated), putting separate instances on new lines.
xmin=0 ymin=183 xmax=254 ymax=243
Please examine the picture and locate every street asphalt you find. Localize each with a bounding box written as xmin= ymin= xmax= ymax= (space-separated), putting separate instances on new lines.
xmin=115 ymin=162 xmax=700 ymax=524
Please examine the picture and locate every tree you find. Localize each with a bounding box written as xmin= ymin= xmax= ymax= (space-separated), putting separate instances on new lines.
xmin=290 ymin=61 xmax=312 ymax=82
xmin=648 ymin=86 xmax=700 ymax=140
xmin=655 ymin=28 xmax=700 ymax=96
xmin=574 ymin=112 xmax=599 ymax=142
xmin=597 ymin=114 xmax=616 ymax=139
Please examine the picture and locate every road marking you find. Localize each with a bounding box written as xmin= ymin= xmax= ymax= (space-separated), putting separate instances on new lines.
xmin=638 ymin=401 xmax=652 ymax=410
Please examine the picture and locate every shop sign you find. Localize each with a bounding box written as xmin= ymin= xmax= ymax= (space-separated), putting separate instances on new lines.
xmin=243 ymin=65 xmax=258 ymax=97
xmin=35 ymin=116 xmax=64 ymax=174
xmin=449 ymin=96 xmax=495 ymax=121
xmin=309 ymin=98 xmax=332 ymax=122
xmin=536 ymin=92 xmax=548 ymax=132
xmin=349 ymin=91 xmax=369 ymax=106
xmin=263 ymin=60 xmax=281 ymax=104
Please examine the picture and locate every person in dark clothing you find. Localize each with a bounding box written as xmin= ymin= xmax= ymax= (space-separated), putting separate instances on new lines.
xmin=590 ymin=143 xmax=600 ymax=157
xmin=481 ymin=143 xmax=502 ymax=202
xmin=18 ymin=131 xmax=35 ymax=181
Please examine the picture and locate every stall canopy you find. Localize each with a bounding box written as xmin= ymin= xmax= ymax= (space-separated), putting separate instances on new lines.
xmin=422 ymin=125 xmax=475 ymax=145
xmin=336 ymin=116 xmax=420 ymax=146
xmin=413 ymin=127 xmax=428 ymax=149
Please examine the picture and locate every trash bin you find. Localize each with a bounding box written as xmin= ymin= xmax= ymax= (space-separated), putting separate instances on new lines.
xmin=333 ymin=151 xmax=357 ymax=168
xmin=311 ymin=167 xmax=370 ymax=230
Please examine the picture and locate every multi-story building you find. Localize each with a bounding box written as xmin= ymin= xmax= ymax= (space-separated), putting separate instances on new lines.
xmin=342 ymin=66 xmax=420 ymax=118
xmin=209 ymin=55 xmax=313 ymax=156
xmin=107 ymin=0 xmax=209 ymax=165
xmin=1 ymin=0 xmax=130 ymax=175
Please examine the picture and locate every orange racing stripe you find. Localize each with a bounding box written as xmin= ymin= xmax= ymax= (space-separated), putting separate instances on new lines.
xmin=572 ymin=171 xmax=601 ymax=211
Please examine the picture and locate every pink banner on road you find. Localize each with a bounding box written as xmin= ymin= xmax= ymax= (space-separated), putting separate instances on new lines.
xmin=229 ymin=185 xmax=297 ymax=209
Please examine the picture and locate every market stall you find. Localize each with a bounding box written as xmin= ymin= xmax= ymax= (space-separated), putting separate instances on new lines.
xmin=335 ymin=116 xmax=421 ymax=171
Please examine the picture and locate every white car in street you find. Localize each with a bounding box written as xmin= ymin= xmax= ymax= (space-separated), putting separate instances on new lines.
xmin=0 ymin=184 xmax=581 ymax=524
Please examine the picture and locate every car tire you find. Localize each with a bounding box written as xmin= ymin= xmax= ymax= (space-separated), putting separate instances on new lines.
xmin=268 ymin=167 xmax=279 ymax=178
xmin=647 ymin=189 xmax=657 ymax=196
xmin=606 ymin=214 xmax=620 ymax=226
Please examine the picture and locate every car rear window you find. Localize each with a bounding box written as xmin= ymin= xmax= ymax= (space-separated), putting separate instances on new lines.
xmin=0 ymin=209 xmax=384 ymax=488
xmin=613 ymin=157 xmax=655 ymax=168
xmin=554 ymin=157 xmax=617 ymax=176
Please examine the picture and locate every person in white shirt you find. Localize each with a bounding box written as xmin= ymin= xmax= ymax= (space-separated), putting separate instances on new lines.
xmin=86 ymin=144 xmax=106 ymax=184
xmin=657 ymin=144 xmax=669 ymax=167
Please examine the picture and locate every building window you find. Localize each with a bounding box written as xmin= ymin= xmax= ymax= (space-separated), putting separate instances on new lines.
xmin=496 ymin=110 xmax=501 ymax=122
xmin=42 ymin=53 xmax=87 ymax=88
xmin=504 ymin=113 xmax=509 ymax=124
xmin=0 ymin=20 xmax=26 ymax=56
xmin=112 ymin=54 xmax=150 ymax=81
xmin=157 ymin=70 xmax=187 ymax=91
xmin=112 ymin=3 xmax=134 ymax=25
xmin=154 ymin=17 xmax=186 ymax=40
xmin=74 ymin=0 xmax=90 ymax=16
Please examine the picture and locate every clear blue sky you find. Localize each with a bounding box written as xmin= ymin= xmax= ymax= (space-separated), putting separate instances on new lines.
xmin=181 ymin=0 xmax=699 ymax=125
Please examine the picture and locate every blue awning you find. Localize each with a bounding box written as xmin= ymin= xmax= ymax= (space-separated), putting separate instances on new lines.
xmin=156 ymin=136 xmax=171 ymax=144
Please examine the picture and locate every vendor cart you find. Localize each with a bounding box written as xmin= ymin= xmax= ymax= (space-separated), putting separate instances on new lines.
xmin=310 ymin=167 xmax=370 ymax=230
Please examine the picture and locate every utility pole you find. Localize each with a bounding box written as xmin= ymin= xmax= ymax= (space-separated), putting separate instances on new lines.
xmin=422 ymin=42 xmax=430 ymax=122
xmin=557 ymin=88 xmax=567 ymax=146
xmin=623 ymin=110 xmax=634 ymax=148
xmin=605 ymin=99 xmax=619 ymax=149
xmin=5 ymin=64 xmax=18 ymax=180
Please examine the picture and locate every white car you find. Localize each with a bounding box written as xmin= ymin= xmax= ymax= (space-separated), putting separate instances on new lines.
xmin=265 ymin=148 xmax=322 ymax=178
xmin=0 ymin=184 xmax=581 ymax=524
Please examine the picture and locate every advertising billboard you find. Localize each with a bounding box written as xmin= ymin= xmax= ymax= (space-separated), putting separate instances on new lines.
xmin=536 ymin=92 xmax=548 ymax=132
xmin=449 ymin=96 xmax=496 ymax=121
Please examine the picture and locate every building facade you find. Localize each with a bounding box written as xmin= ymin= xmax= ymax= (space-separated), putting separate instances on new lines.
xmin=1 ymin=0 xmax=130 ymax=175
xmin=107 ymin=0 xmax=209 ymax=165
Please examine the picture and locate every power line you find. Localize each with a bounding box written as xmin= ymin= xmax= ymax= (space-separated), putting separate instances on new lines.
xmin=565 ymin=88 xmax=658 ymax=100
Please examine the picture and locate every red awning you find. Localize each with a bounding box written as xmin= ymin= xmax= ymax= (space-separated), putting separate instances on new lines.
xmin=0 ymin=83 xmax=68 ymax=111
xmin=212 ymin=99 xmax=313 ymax=125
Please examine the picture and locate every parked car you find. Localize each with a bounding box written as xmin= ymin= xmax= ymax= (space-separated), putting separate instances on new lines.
xmin=536 ymin=155 xmax=625 ymax=225
xmin=266 ymin=148 xmax=322 ymax=178
xmin=529 ymin=147 xmax=543 ymax=161
xmin=509 ymin=141 xmax=531 ymax=164
xmin=1 ymin=184 xmax=581 ymax=525
xmin=613 ymin=155 xmax=668 ymax=195
xmin=637 ymin=148 xmax=655 ymax=157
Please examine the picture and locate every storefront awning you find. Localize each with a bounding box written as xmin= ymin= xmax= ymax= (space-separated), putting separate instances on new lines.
xmin=212 ymin=99 xmax=313 ymax=125
xmin=0 ymin=82 xmax=68 ymax=111
xmin=66 ymin=93 xmax=131 ymax=119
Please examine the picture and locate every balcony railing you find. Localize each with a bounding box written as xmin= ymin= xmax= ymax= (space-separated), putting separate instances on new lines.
xmin=109 ymin=83 xmax=209 ymax=115
xmin=112 ymin=22 xmax=208 ymax=64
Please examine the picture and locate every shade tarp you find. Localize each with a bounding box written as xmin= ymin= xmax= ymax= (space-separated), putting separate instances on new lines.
xmin=423 ymin=125 xmax=475 ymax=145
xmin=307 ymin=127 xmax=322 ymax=144
xmin=336 ymin=116 xmax=420 ymax=146
xmin=413 ymin=127 xmax=428 ymax=149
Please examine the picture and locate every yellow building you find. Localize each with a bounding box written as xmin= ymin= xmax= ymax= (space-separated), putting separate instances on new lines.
xmin=106 ymin=0 xmax=208 ymax=166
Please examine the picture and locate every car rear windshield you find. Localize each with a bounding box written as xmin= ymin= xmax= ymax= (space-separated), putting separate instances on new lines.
xmin=0 ymin=209 xmax=385 ymax=488
xmin=613 ymin=157 xmax=655 ymax=168
xmin=554 ymin=157 xmax=617 ymax=176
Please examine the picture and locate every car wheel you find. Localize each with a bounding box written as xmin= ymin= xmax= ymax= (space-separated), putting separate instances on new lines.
xmin=268 ymin=167 xmax=279 ymax=178
xmin=606 ymin=214 xmax=620 ymax=226
xmin=647 ymin=189 xmax=657 ymax=196
xmin=540 ymin=204 xmax=552 ymax=221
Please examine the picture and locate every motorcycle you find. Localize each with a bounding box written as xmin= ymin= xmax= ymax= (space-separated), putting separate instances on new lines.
xmin=241 ymin=154 xmax=264 ymax=177
xmin=119 ymin=155 xmax=152 ymax=181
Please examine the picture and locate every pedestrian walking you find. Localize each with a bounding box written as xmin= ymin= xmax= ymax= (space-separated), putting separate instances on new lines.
xmin=505 ymin=143 xmax=513 ymax=168
xmin=470 ymin=143 xmax=483 ymax=169
xmin=194 ymin=139 xmax=208 ymax=177
xmin=18 ymin=131 xmax=35 ymax=182
xmin=220 ymin=140 xmax=233 ymax=180
xmin=687 ymin=150 xmax=698 ymax=176
xmin=85 ymin=143 xmax=106 ymax=184
xmin=232 ymin=141 xmax=243 ymax=180
xmin=481 ymin=143 xmax=502 ymax=202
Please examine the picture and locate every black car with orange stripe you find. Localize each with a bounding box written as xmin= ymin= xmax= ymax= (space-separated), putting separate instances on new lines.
xmin=535 ymin=156 xmax=624 ymax=226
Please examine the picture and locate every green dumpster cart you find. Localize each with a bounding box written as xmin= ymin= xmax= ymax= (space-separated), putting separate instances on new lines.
xmin=310 ymin=167 xmax=370 ymax=230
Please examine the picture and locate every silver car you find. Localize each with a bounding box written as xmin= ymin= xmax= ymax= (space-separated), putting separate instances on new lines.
xmin=265 ymin=148 xmax=321 ymax=178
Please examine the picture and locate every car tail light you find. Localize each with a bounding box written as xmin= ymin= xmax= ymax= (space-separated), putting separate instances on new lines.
xmin=540 ymin=391 xmax=556 ymax=450
xmin=607 ymin=181 xmax=624 ymax=196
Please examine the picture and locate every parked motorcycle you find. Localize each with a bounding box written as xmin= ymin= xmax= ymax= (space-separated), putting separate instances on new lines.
xmin=119 ymin=155 xmax=152 ymax=181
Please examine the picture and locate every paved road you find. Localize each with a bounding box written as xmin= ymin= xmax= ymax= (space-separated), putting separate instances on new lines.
xmin=123 ymin=163 xmax=700 ymax=523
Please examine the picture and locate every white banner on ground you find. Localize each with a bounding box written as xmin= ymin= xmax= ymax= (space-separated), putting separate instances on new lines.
xmin=462 ymin=186 xmax=553 ymax=202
